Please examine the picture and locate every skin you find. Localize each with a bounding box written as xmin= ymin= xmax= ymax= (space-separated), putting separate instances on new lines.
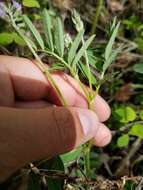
xmin=0 ymin=55 xmax=111 ymax=182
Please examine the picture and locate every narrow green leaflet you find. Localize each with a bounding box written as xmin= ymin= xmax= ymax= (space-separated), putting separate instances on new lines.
xmin=68 ymin=30 xmax=84 ymax=65
xmin=54 ymin=17 xmax=64 ymax=57
xmin=129 ymin=124 xmax=143 ymax=138
xmin=23 ymin=0 xmax=40 ymax=8
xmin=27 ymin=171 xmax=41 ymax=190
xmin=42 ymin=9 xmax=54 ymax=51
xmin=72 ymin=35 xmax=95 ymax=68
xmin=23 ymin=15 xmax=44 ymax=50
xmin=105 ymin=22 xmax=120 ymax=60
xmin=117 ymin=134 xmax=129 ymax=148
xmin=79 ymin=62 xmax=97 ymax=85
xmin=103 ymin=22 xmax=120 ymax=72
xmin=103 ymin=45 xmax=122 ymax=72
xmin=110 ymin=17 xmax=117 ymax=34
xmin=87 ymin=49 xmax=98 ymax=69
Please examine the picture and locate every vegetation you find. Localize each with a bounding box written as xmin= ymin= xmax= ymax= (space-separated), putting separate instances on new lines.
xmin=0 ymin=0 xmax=143 ymax=189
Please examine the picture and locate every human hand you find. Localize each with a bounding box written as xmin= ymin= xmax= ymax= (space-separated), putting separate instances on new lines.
xmin=0 ymin=55 xmax=111 ymax=182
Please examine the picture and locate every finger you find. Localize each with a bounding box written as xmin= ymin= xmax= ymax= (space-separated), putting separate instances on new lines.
xmin=93 ymin=123 xmax=112 ymax=147
xmin=0 ymin=106 xmax=111 ymax=182
xmin=0 ymin=55 xmax=110 ymax=121
xmin=15 ymin=101 xmax=53 ymax=108
xmin=46 ymin=72 xmax=111 ymax=122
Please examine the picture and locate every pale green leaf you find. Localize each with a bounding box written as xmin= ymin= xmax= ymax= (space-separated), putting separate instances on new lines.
xmin=115 ymin=106 xmax=136 ymax=123
xmin=54 ymin=17 xmax=64 ymax=57
xmin=23 ymin=0 xmax=40 ymax=8
xmin=79 ymin=62 xmax=97 ymax=85
xmin=129 ymin=124 xmax=143 ymax=138
xmin=110 ymin=17 xmax=117 ymax=33
xmin=105 ymin=22 xmax=120 ymax=61
xmin=140 ymin=111 xmax=143 ymax=120
xmin=23 ymin=15 xmax=44 ymax=49
xmin=68 ymin=30 xmax=84 ymax=65
xmin=103 ymin=45 xmax=122 ymax=72
xmin=133 ymin=63 xmax=143 ymax=74
xmin=12 ymin=33 xmax=26 ymax=46
xmin=42 ymin=9 xmax=54 ymax=51
xmin=72 ymin=35 xmax=95 ymax=67
xmin=117 ymin=134 xmax=129 ymax=148
xmin=0 ymin=33 xmax=13 ymax=45
xmin=61 ymin=146 xmax=82 ymax=164
xmin=87 ymin=49 xmax=98 ymax=69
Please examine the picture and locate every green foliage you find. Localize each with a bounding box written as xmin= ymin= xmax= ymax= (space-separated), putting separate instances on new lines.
xmin=72 ymin=35 xmax=95 ymax=68
xmin=123 ymin=15 xmax=140 ymax=30
xmin=0 ymin=32 xmax=25 ymax=46
xmin=0 ymin=33 xmax=13 ymax=45
xmin=23 ymin=15 xmax=44 ymax=50
xmin=139 ymin=111 xmax=143 ymax=120
xmin=117 ymin=134 xmax=129 ymax=148
xmin=79 ymin=62 xmax=97 ymax=85
xmin=54 ymin=17 xmax=65 ymax=57
xmin=61 ymin=146 xmax=82 ymax=164
xmin=103 ymin=20 xmax=120 ymax=73
xmin=68 ymin=30 xmax=84 ymax=65
xmin=13 ymin=33 xmax=26 ymax=45
xmin=1 ymin=3 xmax=125 ymax=187
xmin=40 ymin=156 xmax=65 ymax=190
xmin=42 ymin=9 xmax=54 ymax=51
xmin=72 ymin=9 xmax=84 ymax=32
xmin=136 ymin=37 xmax=143 ymax=51
xmin=133 ymin=63 xmax=143 ymax=74
xmin=129 ymin=124 xmax=143 ymax=138
xmin=23 ymin=0 xmax=40 ymax=8
xmin=115 ymin=106 xmax=136 ymax=123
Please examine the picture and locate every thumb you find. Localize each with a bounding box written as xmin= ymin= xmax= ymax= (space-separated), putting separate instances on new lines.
xmin=0 ymin=107 xmax=111 ymax=182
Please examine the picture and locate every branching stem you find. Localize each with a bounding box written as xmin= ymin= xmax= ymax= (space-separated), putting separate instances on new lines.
xmin=115 ymin=138 xmax=142 ymax=176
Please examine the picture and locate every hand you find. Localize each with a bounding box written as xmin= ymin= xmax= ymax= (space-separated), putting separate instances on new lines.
xmin=0 ymin=55 xmax=111 ymax=182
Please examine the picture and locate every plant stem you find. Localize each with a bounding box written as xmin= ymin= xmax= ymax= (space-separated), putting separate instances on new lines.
xmin=40 ymin=49 xmax=71 ymax=71
xmin=83 ymin=140 xmax=93 ymax=178
xmin=80 ymin=36 xmax=95 ymax=177
xmin=81 ymin=37 xmax=93 ymax=100
xmin=114 ymin=138 xmax=142 ymax=177
xmin=90 ymin=0 xmax=103 ymax=35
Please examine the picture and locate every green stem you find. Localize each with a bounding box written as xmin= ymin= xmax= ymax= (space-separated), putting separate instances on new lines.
xmin=40 ymin=50 xmax=92 ymax=104
xmin=40 ymin=49 xmax=71 ymax=71
xmin=81 ymin=37 xmax=93 ymax=100
xmin=90 ymin=0 xmax=103 ymax=35
xmin=83 ymin=140 xmax=92 ymax=178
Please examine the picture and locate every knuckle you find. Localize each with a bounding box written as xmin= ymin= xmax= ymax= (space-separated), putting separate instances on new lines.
xmin=52 ymin=107 xmax=76 ymax=153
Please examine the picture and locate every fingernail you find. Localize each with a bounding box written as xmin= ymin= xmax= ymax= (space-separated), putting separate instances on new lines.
xmin=77 ymin=109 xmax=99 ymax=140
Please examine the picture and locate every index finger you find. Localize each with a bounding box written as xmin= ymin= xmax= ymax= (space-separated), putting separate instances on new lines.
xmin=0 ymin=55 xmax=110 ymax=122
